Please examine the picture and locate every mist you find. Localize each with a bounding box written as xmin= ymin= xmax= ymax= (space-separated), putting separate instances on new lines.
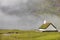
xmin=0 ymin=0 xmax=60 ymax=30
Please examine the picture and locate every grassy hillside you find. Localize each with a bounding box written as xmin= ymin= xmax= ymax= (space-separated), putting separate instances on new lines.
xmin=0 ymin=30 xmax=60 ymax=40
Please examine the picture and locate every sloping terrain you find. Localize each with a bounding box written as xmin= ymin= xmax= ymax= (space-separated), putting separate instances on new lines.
xmin=0 ymin=30 xmax=60 ymax=40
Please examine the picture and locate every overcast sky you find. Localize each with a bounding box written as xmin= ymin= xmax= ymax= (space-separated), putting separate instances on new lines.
xmin=0 ymin=0 xmax=60 ymax=30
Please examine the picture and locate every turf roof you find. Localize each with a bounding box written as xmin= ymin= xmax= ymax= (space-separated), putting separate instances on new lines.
xmin=39 ymin=23 xmax=56 ymax=29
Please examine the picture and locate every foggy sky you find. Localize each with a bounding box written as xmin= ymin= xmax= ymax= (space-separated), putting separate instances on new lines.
xmin=0 ymin=0 xmax=60 ymax=30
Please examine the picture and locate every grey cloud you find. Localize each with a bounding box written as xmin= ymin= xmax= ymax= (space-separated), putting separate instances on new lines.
xmin=0 ymin=0 xmax=60 ymax=30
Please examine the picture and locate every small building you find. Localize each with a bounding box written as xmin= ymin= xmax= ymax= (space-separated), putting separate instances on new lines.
xmin=38 ymin=23 xmax=58 ymax=32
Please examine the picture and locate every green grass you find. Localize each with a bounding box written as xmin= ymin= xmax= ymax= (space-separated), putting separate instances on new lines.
xmin=40 ymin=23 xmax=51 ymax=29
xmin=0 ymin=30 xmax=60 ymax=40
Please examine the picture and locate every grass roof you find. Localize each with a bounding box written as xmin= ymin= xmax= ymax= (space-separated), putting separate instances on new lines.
xmin=39 ymin=23 xmax=51 ymax=29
